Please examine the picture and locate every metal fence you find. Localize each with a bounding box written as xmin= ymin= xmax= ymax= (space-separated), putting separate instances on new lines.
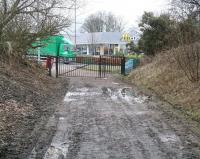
xmin=25 ymin=55 xmax=139 ymax=78
xmin=54 ymin=55 xmax=126 ymax=78
xmin=125 ymin=59 xmax=140 ymax=74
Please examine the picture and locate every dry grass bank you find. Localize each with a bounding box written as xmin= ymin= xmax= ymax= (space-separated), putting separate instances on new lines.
xmin=128 ymin=52 xmax=200 ymax=121
xmin=0 ymin=62 xmax=68 ymax=158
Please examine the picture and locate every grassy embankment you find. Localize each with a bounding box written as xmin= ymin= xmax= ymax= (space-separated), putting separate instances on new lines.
xmin=127 ymin=51 xmax=200 ymax=121
xmin=0 ymin=61 xmax=68 ymax=157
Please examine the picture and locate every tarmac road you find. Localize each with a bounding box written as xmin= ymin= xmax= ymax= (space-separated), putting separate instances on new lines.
xmin=29 ymin=77 xmax=200 ymax=159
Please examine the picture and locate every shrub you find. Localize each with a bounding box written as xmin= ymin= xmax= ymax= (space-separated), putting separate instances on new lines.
xmin=126 ymin=54 xmax=144 ymax=59
xmin=171 ymin=42 xmax=200 ymax=82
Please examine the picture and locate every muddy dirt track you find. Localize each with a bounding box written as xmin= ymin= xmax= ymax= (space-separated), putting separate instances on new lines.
xmin=28 ymin=77 xmax=200 ymax=159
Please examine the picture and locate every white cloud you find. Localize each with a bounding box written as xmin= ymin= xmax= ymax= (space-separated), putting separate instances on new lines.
xmin=69 ymin=0 xmax=170 ymax=33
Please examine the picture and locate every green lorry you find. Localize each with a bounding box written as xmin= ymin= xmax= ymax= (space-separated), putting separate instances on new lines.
xmin=29 ymin=35 xmax=76 ymax=58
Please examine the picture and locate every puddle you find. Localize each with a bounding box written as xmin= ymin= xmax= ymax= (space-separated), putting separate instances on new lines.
xmin=66 ymin=92 xmax=101 ymax=97
xmin=159 ymin=134 xmax=179 ymax=143
xmin=118 ymin=88 xmax=133 ymax=104
xmin=134 ymin=96 xmax=148 ymax=104
xmin=112 ymin=82 xmax=119 ymax=85
xmin=105 ymin=88 xmax=113 ymax=95
xmin=102 ymin=87 xmax=149 ymax=105
xmin=118 ymin=87 xmax=149 ymax=104
xmin=102 ymin=88 xmax=120 ymax=103
xmin=59 ymin=117 xmax=65 ymax=120
xmin=135 ymin=111 xmax=148 ymax=115
xmin=44 ymin=143 xmax=69 ymax=159
xmin=64 ymin=88 xmax=101 ymax=103
xmin=76 ymin=88 xmax=89 ymax=92
xmin=28 ymin=148 xmax=37 ymax=159
xmin=64 ymin=96 xmax=77 ymax=102
xmin=64 ymin=92 xmax=77 ymax=102
xmin=122 ymin=88 xmax=149 ymax=104
xmin=111 ymin=94 xmax=119 ymax=101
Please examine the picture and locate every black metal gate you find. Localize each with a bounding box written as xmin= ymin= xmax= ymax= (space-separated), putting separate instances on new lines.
xmin=54 ymin=55 xmax=125 ymax=78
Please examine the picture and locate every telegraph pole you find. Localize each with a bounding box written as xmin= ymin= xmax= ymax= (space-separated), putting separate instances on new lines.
xmin=74 ymin=0 xmax=77 ymax=51
xmin=37 ymin=0 xmax=41 ymax=63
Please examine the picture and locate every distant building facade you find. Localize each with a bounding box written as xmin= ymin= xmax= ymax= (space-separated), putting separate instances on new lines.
xmin=69 ymin=32 xmax=129 ymax=55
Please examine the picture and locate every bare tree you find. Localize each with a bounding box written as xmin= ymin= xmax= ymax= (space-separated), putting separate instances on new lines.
xmin=87 ymin=32 xmax=97 ymax=55
xmin=0 ymin=0 xmax=77 ymax=62
xmin=171 ymin=42 xmax=200 ymax=82
xmin=182 ymin=0 xmax=200 ymax=7
xmin=82 ymin=11 xmax=125 ymax=33
xmin=82 ymin=12 xmax=104 ymax=33
xmin=105 ymin=12 xmax=124 ymax=32
xmin=170 ymin=0 xmax=200 ymax=21
xmin=169 ymin=0 xmax=200 ymax=82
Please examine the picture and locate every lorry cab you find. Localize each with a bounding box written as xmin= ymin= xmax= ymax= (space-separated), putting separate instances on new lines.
xmin=59 ymin=38 xmax=76 ymax=59
xmin=28 ymin=35 xmax=76 ymax=60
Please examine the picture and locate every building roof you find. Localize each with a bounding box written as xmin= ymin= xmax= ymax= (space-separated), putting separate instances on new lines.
xmin=66 ymin=32 xmax=128 ymax=45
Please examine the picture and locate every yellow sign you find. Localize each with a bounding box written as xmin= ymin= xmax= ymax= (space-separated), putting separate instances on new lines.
xmin=121 ymin=33 xmax=132 ymax=43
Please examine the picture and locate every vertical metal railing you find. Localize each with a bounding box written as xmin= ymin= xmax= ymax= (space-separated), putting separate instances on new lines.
xmin=55 ymin=55 xmax=126 ymax=78
xmin=98 ymin=56 xmax=102 ymax=78
xmin=55 ymin=57 xmax=59 ymax=78
xmin=121 ymin=56 xmax=126 ymax=76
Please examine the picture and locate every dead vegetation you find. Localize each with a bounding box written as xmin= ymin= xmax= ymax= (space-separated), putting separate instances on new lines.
xmin=129 ymin=47 xmax=200 ymax=121
xmin=171 ymin=42 xmax=200 ymax=82
xmin=0 ymin=62 xmax=68 ymax=158
xmin=133 ymin=0 xmax=200 ymax=121
xmin=0 ymin=1 xmax=76 ymax=157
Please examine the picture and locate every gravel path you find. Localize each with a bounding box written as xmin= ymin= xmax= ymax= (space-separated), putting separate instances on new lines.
xmin=29 ymin=77 xmax=200 ymax=159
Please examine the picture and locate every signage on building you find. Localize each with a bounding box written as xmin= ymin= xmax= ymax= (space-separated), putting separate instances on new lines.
xmin=121 ymin=33 xmax=132 ymax=43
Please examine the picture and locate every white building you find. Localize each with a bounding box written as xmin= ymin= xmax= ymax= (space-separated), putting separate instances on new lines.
xmin=71 ymin=32 xmax=128 ymax=55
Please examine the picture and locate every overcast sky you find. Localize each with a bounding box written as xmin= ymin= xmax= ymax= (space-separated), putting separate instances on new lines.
xmin=70 ymin=0 xmax=171 ymax=33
